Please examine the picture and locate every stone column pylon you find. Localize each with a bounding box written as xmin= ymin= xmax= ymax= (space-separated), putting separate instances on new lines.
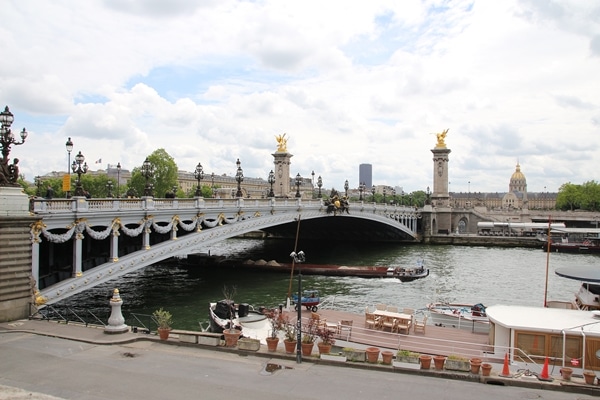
xmin=104 ymin=288 xmax=129 ymax=334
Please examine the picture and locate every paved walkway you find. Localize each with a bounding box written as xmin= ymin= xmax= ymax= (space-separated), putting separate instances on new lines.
xmin=1 ymin=319 xmax=599 ymax=398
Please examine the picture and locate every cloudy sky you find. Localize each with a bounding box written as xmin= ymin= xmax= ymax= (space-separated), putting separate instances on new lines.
xmin=2 ymin=0 xmax=599 ymax=194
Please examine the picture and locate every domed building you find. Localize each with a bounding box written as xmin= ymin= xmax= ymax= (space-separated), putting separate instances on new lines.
xmin=502 ymin=162 xmax=528 ymax=209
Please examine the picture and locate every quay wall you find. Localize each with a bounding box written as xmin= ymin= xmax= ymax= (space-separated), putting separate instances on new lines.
xmin=427 ymin=234 xmax=543 ymax=248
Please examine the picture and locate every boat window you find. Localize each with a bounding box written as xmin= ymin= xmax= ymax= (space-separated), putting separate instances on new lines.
xmin=516 ymin=332 xmax=546 ymax=359
xmin=550 ymin=336 xmax=582 ymax=364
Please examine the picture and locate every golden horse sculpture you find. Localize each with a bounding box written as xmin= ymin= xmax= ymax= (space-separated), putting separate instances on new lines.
xmin=275 ymin=133 xmax=288 ymax=152
xmin=435 ymin=128 xmax=449 ymax=148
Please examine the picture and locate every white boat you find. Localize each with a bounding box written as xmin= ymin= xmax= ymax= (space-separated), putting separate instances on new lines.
xmin=386 ymin=259 xmax=429 ymax=282
xmin=426 ymin=302 xmax=489 ymax=334
xmin=208 ymin=300 xmax=271 ymax=344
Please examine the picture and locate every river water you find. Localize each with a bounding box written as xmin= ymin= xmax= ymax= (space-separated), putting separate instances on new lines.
xmin=58 ymin=238 xmax=599 ymax=330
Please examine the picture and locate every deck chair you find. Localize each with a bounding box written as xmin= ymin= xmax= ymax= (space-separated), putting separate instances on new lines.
xmin=413 ymin=315 xmax=427 ymax=334
xmin=393 ymin=318 xmax=411 ymax=334
xmin=386 ymin=305 xmax=399 ymax=313
xmin=376 ymin=303 xmax=387 ymax=311
xmin=381 ymin=316 xmax=395 ymax=332
xmin=337 ymin=320 xmax=353 ymax=339
xmin=365 ymin=312 xmax=380 ymax=329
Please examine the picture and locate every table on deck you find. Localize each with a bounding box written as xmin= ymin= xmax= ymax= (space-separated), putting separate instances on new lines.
xmin=373 ymin=310 xmax=413 ymax=334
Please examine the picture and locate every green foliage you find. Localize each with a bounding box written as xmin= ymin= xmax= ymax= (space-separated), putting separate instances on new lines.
xmin=556 ymin=181 xmax=600 ymax=211
xmin=128 ymin=149 xmax=178 ymax=198
xmin=152 ymin=308 xmax=173 ymax=329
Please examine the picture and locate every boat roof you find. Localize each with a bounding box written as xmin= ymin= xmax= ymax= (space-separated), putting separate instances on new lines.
xmin=555 ymin=266 xmax=600 ymax=283
xmin=550 ymin=227 xmax=600 ymax=235
xmin=486 ymin=305 xmax=600 ymax=334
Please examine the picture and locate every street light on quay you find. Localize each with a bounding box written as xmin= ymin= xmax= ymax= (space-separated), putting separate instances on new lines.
xmin=371 ymin=186 xmax=376 ymax=202
xmin=290 ymin=249 xmax=305 ymax=364
xmin=0 ymin=106 xmax=28 ymax=187
xmin=141 ymin=157 xmax=154 ymax=197
xmin=65 ymin=137 xmax=73 ymax=197
xmin=211 ymin=172 xmax=215 ymax=197
xmin=317 ymin=175 xmax=322 ymax=198
xmin=383 ymin=187 xmax=386 ymax=204
xmin=194 ymin=162 xmax=204 ymax=197
xmin=295 ymin=173 xmax=302 ymax=198
xmin=235 ymin=158 xmax=244 ymax=198
xmin=344 ymin=179 xmax=349 ymax=197
xmin=35 ymin=176 xmax=42 ymax=197
xmin=268 ymin=170 xmax=275 ymax=198
xmin=71 ymin=151 xmax=88 ymax=196
xmin=116 ymin=162 xmax=121 ymax=198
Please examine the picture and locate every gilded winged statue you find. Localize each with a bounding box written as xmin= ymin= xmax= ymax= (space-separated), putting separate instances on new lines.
xmin=275 ymin=133 xmax=288 ymax=152
xmin=435 ymin=128 xmax=449 ymax=148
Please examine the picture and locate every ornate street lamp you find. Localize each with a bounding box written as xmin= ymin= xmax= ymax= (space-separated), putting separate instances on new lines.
xmin=194 ymin=162 xmax=204 ymax=197
xmin=35 ymin=176 xmax=42 ymax=197
xmin=311 ymin=170 xmax=315 ymax=198
xmin=116 ymin=162 xmax=121 ymax=198
xmin=317 ymin=175 xmax=322 ymax=198
xmin=268 ymin=170 xmax=275 ymax=198
xmin=106 ymin=180 xmax=114 ymax=198
xmin=392 ymin=188 xmax=396 ymax=205
xmin=383 ymin=187 xmax=387 ymax=204
xmin=344 ymin=180 xmax=349 ymax=197
xmin=295 ymin=173 xmax=302 ymax=198
xmin=211 ymin=172 xmax=215 ymax=196
xmin=426 ymin=186 xmax=431 ymax=205
xmin=141 ymin=157 xmax=154 ymax=197
xmin=371 ymin=186 xmax=376 ymax=202
xmin=235 ymin=158 xmax=244 ymax=198
xmin=71 ymin=151 xmax=88 ymax=196
xmin=65 ymin=137 xmax=73 ymax=197
xmin=0 ymin=106 xmax=28 ymax=187
xmin=359 ymin=182 xmax=365 ymax=200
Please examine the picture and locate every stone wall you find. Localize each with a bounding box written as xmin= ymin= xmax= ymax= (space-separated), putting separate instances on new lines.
xmin=0 ymin=216 xmax=35 ymax=322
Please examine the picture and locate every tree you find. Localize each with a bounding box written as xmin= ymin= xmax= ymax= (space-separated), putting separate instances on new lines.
xmin=128 ymin=149 xmax=178 ymax=197
xmin=556 ymin=183 xmax=581 ymax=211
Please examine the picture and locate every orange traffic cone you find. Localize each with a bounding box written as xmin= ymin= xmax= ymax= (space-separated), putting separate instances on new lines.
xmin=538 ymin=357 xmax=553 ymax=381
xmin=499 ymin=353 xmax=511 ymax=377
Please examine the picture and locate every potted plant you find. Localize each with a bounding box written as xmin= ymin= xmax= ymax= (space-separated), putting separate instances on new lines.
xmin=560 ymin=367 xmax=573 ymax=381
xmin=265 ymin=308 xmax=282 ymax=352
xmin=445 ymin=354 xmax=470 ymax=371
xmin=301 ymin=318 xmax=317 ymax=356
xmin=419 ymin=354 xmax=432 ymax=369
xmin=365 ymin=347 xmax=380 ymax=363
xmin=343 ymin=347 xmax=366 ymax=362
xmin=481 ymin=363 xmax=493 ymax=376
xmin=282 ymin=317 xmax=297 ymax=354
xmin=221 ymin=286 xmax=241 ymax=347
xmin=470 ymin=357 xmax=482 ymax=374
xmin=381 ymin=350 xmax=394 ymax=365
xmin=316 ymin=326 xmax=335 ymax=355
xmin=152 ymin=308 xmax=172 ymax=340
xmin=433 ymin=355 xmax=446 ymax=370
xmin=583 ymin=370 xmax=596 ymax=385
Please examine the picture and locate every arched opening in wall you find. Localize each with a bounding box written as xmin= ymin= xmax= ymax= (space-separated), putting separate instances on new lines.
xmin=458 ymin=219 xmax=467 ymax=234
xmin=432 ymin=218 xmax=438 ymax=235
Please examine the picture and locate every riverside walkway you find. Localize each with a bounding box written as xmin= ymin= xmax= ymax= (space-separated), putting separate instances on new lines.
xmin=1 ymin=312 xmax=598 ymax=398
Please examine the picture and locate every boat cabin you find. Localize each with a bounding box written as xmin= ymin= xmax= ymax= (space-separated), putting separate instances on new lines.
xmin=486 ymin=305 xmax=600 ymax=371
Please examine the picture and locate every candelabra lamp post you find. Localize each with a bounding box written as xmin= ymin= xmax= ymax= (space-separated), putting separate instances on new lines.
xmin=141 ymin=157 xmax=154 ymax=197
xmin=295 ymin=173 xmax=302 ymax=198
xmin=359 ymin=182 xmax=365 ymax=200
xmin=65 ymin=137 xmax=73 ymax=197
xmin=344 ymin=179 xmax=349 ymax=197
xmin=383 ymin=187 xmax=387 ymax=204
xmin=35 ymin=176 xmax=42 ymax=197
xmin=116 ymin=162 xmax=121 ymax=198
xmin=106 ymin=180 xmax=114 ymax=198
xmin=268 ymin=170 xmax=275 ymax=197
xmin=290 ymin=250 xmax=305 ymax=364
xmin=71 ymin=151 xmax=88 ymax=196
xmin=211 ymin=172 xmax=215 ymax=197
xmin=0 ymin=106 xmax=28 ymax=187
xmin=235 ymin=158 xmax=244 ymax=198
xmin=392 ymin=188 xmax=396 ymax=205
xmin=194 ymin=162 xmax=204 ymax=197
xmin=371 ymin=186 xmax=376 ymax=202
xmin=317 ymin=175 xmax=322 ymax=198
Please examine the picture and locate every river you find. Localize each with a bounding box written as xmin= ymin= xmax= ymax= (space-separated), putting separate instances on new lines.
xmin=57 ymin=238 xmax=599 ymax=330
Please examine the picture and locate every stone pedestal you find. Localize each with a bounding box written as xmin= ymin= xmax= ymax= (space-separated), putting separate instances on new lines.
xmin=0 ymin=186 xmax=30 ymax=217
xmin=272 ymin=151 xmax=293 ymax=197
xmin=104 ymin=289 xmax=129 ymax=334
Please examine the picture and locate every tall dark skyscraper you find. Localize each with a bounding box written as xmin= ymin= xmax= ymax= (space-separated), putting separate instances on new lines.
xmin=359 ymin=164 xmax=372 ymax=188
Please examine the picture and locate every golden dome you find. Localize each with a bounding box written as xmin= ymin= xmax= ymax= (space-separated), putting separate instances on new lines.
xmin=511 ymin=162 xmax=526 ymax=181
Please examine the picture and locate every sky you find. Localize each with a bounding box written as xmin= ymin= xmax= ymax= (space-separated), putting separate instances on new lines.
xmin=1 ymin=0 xmax=599 ymax=194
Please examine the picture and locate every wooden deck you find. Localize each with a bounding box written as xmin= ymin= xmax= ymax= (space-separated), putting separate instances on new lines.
xmin=283 ymin=307 xmax=501 ymax=363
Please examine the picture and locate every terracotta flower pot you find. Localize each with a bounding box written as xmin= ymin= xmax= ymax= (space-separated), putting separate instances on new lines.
xmin=470 ymin=358 xmax=482 ymax=374
xmin=301 ymin=342 xmax=314 ymax=356
xmin=223 ymin=329 xmax=241 ymax=347
xmin=381 ymin=350 xmax=394 ymax=365
xmin=266 ymin=337 xmax=279 ymax=352
xmin=433 ymin=355 xmax=446 ymax=370
xmin=317 ymin=342 xmax=332 ymax=355
xmin=419 ymin=354 xmax=432 ymax=369
xmin=584 ymin=371 xmax=596 ymax=385
xmin=284 ymin=339 xmax=297 ymax=354
xmin=481 ymin=363 xmax=492 ymax=377
xmin=366 ymin=347 xmax=380 ymax=363
xmin=560 ymin=367 xmax=573 ymax=381
xmin=157 ymin=327 xmax=170 ymax=341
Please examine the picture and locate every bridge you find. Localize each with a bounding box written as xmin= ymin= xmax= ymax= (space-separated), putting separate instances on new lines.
xmin=30 ymin=197 xmax=421 ymax=305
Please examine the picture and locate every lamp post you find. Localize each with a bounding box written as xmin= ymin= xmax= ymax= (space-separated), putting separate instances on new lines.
xmin=35 ymin=176 xmax=42 ymax=197
xmin=295 ymin=173 xmax=302 ymax=198
xmin=401 ymin=190 xmax=405 ymax=206
xmin=359 ymin=182 xmax=364 ymax=200
xmin=141 ymin=157 xmax=154 ymax=197
xmin=344 ymin=180 xmax=349 ymax=197
xmin=194 ymin=162 xmax=204 ymax=197
xmin=211 ymin=172 xmax=215 ymax=197
xmin=71 ymin=151 xmax=88 ymax=196
xmin=392 ymin=188 xmax=396 ymax=205
xmin=116 ymin=162 xmax=121 ymax=198
xmin=426 ymin=186 xmax=431 ymax=205
xmin=233 ymin=158 xmax=243 ymax=197
xmin=317 ymin=176 xmax=322 ymax=198
xmin=311 ymin=170 xmax=315 ymax=198
xmin=290 ymin=250 xmax=305 ymax=363
xmin=0 ymin=106 xmax=28 ymax=187
xmin=268 ymin=170 xmax=275 ymax=198
xmin=383 ymin=187 xmax=386 ymax=204
xmin=371 ymin=186 xmax=375 ymax=202
xmin=65 ymin=137 xmax=73 ymax=197
xmin=106 ymin=180 xmax=114 ymax=198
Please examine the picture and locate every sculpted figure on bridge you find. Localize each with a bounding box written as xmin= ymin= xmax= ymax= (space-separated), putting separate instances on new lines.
xmin=275 ymin=133 xmax=288 ymax=152
xmin=435 ymin=128 xmax=449 ymax=148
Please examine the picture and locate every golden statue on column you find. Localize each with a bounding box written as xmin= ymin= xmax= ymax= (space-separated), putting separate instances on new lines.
xmin=435 ymin=128 xmax=449 ymax=148
xmin=275 ymin=133 xmax=288 ymax=152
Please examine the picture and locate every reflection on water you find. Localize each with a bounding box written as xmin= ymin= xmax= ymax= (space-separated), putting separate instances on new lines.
xmin=59 ymin=238 xmax=597 ymax=330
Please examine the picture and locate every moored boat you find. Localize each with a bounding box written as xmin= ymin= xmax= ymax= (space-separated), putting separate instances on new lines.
xmin=427 ymin=302 xmax=489 ymax=334
xmin=386 ymin=259 xmax=429 ymax=282
xmin=208 ymin=300 xmax=271 ymax=343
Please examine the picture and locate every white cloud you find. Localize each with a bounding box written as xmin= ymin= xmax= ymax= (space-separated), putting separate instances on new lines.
xmin=1 ymin=0 xmax=599 ymax=195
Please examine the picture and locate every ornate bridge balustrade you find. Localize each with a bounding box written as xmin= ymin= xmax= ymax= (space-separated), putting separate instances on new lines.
xmin=30 ymin=197 xmax=420 ymax=305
